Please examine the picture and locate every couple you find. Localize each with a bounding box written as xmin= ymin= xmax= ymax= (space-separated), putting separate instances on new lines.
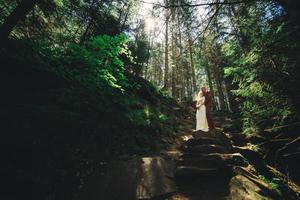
xmin=196 ymin=87 xmax=215 ymax=132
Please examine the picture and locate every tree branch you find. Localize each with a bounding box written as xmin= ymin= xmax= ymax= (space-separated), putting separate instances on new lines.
xmin=175 ymin=5 xmax=220 ymax=59
xmin=141 ymin=0 xmax=254 ymax=9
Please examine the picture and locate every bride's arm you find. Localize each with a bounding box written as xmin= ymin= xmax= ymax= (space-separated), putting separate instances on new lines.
xmin=196 ymin=99 xmax=200 ymax=108
xmin=196 ymin=101 xmax=200 ymax=108
xmin=196 ymin=97 xmax=205 ymax=108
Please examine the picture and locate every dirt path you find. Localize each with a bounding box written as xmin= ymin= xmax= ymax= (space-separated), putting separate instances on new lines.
xmin=78 ymin=108 xmax=300 ymax=200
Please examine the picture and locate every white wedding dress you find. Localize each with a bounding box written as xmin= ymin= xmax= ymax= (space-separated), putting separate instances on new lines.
xmin=196 ymin=95 xmax=209 ymax=132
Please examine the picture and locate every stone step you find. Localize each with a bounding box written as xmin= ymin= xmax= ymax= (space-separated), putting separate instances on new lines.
xmin=180 ymin=152 xmax=209 ymax=159
xmin=192 ymin=132 xmax=219 ymax=139
xmin=201 ymin=153 xmax=248 ymax=167
xmin=177 ymin=157 xmax=226 ymax=168
xmin=175 ymin=166 xmax=219 ymax=180
xmin=182 ymin=144 xmax=228 ymax=154
xmin=185 ymin=137 xmax=223 ymax=146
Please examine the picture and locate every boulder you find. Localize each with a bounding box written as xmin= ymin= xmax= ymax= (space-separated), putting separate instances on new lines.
xmin=228 ymin=175 xmax=273 ymax=200
xmin=79 ymin=156 xmax=177 ymax=200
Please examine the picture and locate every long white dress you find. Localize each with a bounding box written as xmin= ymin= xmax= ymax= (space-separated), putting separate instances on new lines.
xmin=196 ymin=95 xmax=209 ymax=132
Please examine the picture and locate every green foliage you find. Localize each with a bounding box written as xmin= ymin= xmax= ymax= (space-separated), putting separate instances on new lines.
xmin=258 ymin=175 xmax=283 ymax=196
xmin=0 ymin=0 xmax=135 ymax=43
xmin=127 ymin=21 xmax=150 ymax=76
xmin=224 ymin=49 xmax=293 ymax=134
xmin=53 ymin=0 xmax=64 ymax=7
xmin=221 ymin=2 xmax=299 ymax=135
xmin=61 ymin=34 xmax=129 ymax=91
xmin=32 ymin=33 xmax=177 ymax=153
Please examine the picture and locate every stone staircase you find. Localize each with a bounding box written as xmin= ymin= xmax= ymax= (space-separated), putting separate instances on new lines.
xmin=78 ymin=111 xmax=300 ymax=200
xmin=168 ymin=129 xmax=236 ymax=200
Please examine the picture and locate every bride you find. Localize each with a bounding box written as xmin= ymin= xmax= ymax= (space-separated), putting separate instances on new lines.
xmin=196 ymin=88 xmax=209 ymax=132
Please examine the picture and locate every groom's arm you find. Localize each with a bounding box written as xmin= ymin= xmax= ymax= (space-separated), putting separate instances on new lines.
xmin=204 ymin=93 xmax=209 ymax=105
xmin=205 ymin=92 xmax=212 ymax=106
xmin=196 ymin=98 xmax=204 ymax=108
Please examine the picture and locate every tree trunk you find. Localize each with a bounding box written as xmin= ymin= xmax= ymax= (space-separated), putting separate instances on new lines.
xmin=120 ymin=2 xmax=131 ymax=31
xmin=205 ymin=64 xmax=219 ymax=110
xmin=0 ymin=0 xmax=37 ymax=42
xmin=145 ymin=31 xmax=153 ymax=80
xmin=223 ymin=73 xmax=239 ymax=112
xmin=188 ymin=37 xmax=196 ymax=93
xmin=204 ymin=65 xmax=214 ymax=95
xmin=171 ymin=31 xmax=177 ymax=98
xmin=228 ymin=6 xmax=248 ymax=53
xmin=212 ymin=64 xmax=226 ymax=110
xmin=80 ymin=19 xmax=94 ymax=44
xmin=163 ymin=13 xmax=169 ymax=90
xmin=177 ymin=8 xmax=183 ymax=99
xmin=185 ymin=62 xmax=192 ymax=98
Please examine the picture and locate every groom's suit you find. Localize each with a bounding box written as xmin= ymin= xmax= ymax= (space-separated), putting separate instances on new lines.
xmin=204 ymin=91 xmax=215 ymax=129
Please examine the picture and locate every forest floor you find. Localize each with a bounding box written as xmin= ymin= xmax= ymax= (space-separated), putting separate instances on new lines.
xmin=78 ymin=105 xmax=300 ymax=200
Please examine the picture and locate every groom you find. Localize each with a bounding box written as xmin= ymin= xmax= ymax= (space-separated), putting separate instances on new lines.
xmin=201 ymin=87 xmax=215 ymax=130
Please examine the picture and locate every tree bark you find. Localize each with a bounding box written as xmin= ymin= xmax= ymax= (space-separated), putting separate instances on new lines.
xmin=212 ymin=64 xmax=226 ymax=110
xmin=188 ymin=37 xmax=196 ymax=93
xmin=177 ymin=6 xmax=183 ymax=99
xmin=204 ymin=65 xmax=214 ymax=97
xmin=163 ymin=12 xmax=169 ymax=90
xmin=120 ymin=2 xmax=131 ymax=31
xmin=171 ymin=30 xmax=177 ymax=97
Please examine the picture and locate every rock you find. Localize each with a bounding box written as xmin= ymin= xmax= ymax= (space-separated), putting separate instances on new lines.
xmin=183 ymin=144 xmax=227 ymax=154
xmin=180 ymin=152 xmax=207 ymax=159
xmin=232 ymin=146 xmax=263 ymax=166
xmin=227 ymin=132 xmax=246 ymax=146
xmin=175 ymin=166 xmax=218 ymax=180
xmin=222 ymin=121 xmax=242 ymax=133
xmin=192 ymin=131 xmax=219 ymax=138
xmin=177 ymin=157 xmax=225 ymax=168
xmin=79 ymin=156 xmax=177 ymax=200
xmin=185 ymin=137 xmax=222 ymax=146
xmin=229 ymin=167 xmax=282 ymax=199
xmin=201 ymin=153 xmax=248 ymax=166
xmin=136 ymin=157 xmax=177 ymax=199
xmin=279 ymin=152 xmax=300 ymax=183
xmin=228 ymin=175 xmax=273 ymax=200
xmin=247 ymin=134 xmax=266 ymax=144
